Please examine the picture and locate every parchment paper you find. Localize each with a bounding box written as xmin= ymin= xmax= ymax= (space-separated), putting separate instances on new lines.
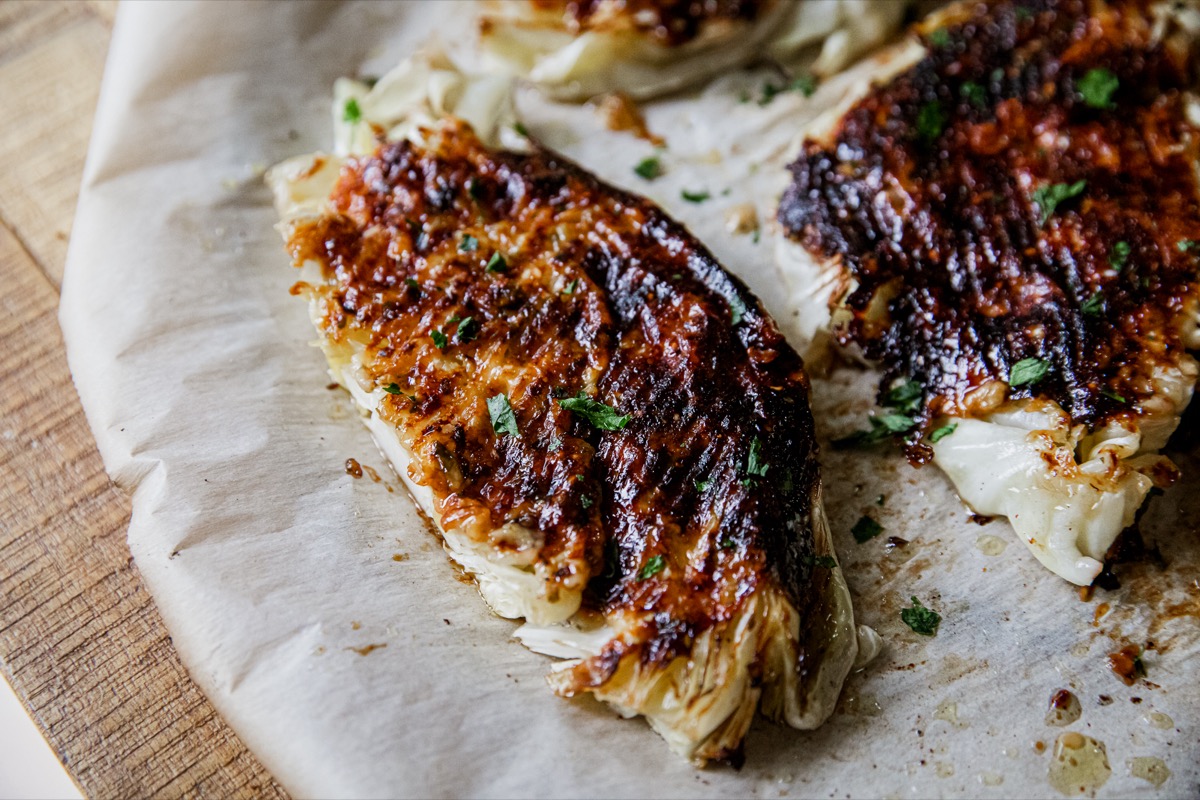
xmin=60 ymin=2 xmax=1199 ymax=798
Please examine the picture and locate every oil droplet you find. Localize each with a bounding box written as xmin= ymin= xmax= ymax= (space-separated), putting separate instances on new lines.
xmin=975 ymin=534 xmax=1008 ymax=556
xmin=1128 ymin=757 xmax=1170 ymax=787
xmin=1045 ymin=689 xmax=1082 ymax=727
xmin=935 ymin=762 xmax=955 ymax=778
xmin=345 ymin=457 xmax=363 ymax=478
xmin=979 ymin=772 xmax=1004 ymax=786
xmin=936 ymin=699 xmax=968 ymax=728
xmin=1144 ymin=711 xmax=1173 ymax=730
xmin=1048 ymin=732 xmax=1111 ymax=797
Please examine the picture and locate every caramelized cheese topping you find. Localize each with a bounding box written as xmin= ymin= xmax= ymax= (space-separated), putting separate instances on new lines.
xmin=530 ymin=0 xmax=766 ymax=45
xmin=286 ymin=121 xmax=821 ymax=662
xmin=779 ymin=0 xmax=1200 ymax=437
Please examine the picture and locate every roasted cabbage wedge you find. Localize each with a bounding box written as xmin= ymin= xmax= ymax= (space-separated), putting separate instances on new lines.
xmin=474 ymin=0 xmax=909 ymax=101
xmin=777 ymin=0 xmax=1200 ymax=586
xmin=268 ymin=50 xmax=867 ymax=764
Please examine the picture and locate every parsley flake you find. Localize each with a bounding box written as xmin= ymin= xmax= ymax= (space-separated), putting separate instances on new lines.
xmin=929 ymin=423 xmax=958 ymax=443
xmin=559 ymin=392 xmax=631 ymax=431
xmin=719 ymin=536 xmax=737 ymax=550
xmin=928 ymin=28 xmax=951 ymax=48
xmin=563 ymin=278 xmax=580 ymax=295
xmin=1101 ymin=388 xmax=1127 ymax=403
xmin=695 ymin=479 xmax=710 ymax=492
xmin=852 ymin=515 xmax=884 ymax=543
xmin=467 ymin=178 xmax=483 ymax=201
xmin=681 ymin=189 xmax=710 ymax=203
xmin=1081 ymin=292 xmax=1104 ymax=317
xmin=729 ymin=293 xmax=748 ymax=326
xmin=548 ymin=435 xmax=563 ymax=452
xmin=487 ymin=393 xmax=519 ymax=438
xmin=1078 ymin=67 xmax=1118 ymax=109
xmin=637 ymin=555 xmax=666 ymax=580
xmin=744 ymin=436 xmax=770 ymax=483
xmin=455 ymin=316 xmax=477 ymax=343
xmin=459 ymin=234 xmax=478 ymax=252
xmin=901 ymin=596 xmax=941 ymax=635
xmin=382 ymin=383 xmax=401 ymax=395
xmin=960 ymin=81 xmax=986 ymax=107
xmin=1032 ymin=180 xmax=1086 ymax=226
xmin=634 ymin=157 xmax=663 ymax=180
xmin=1009 ymin=357 xmax=1050 ymax=388
xmin=885 ymin=380 xmax=923 ymax=414
xmin=513 ymin=122 xmax=530 ymax=137
xmin=581 ymin=495 xmax=594 ymax=509
xmin=342 ymin=97 xmax=362 ymax=124
xmin=430 ymin=330 xmax=448 ymax=350
xmin=1177 ymin=239 xmax=1198 ymax=252
xmin=833 ymin=413 xmax=917 ymax=447
xmin=1109 ymin=241 xmax=1130 ymax=270
xmin=405 ymin=277 xmax=420 ymax=291
xmin=486 ymin=252 xmax=507 ymax=273
xmin=916 ymin=102 xmax=946 ymax=142
xmin=804 ymin=554 xmax=839 ymax=569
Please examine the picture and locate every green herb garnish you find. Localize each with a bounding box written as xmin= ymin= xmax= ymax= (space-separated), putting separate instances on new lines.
xmin=634 ymin=157 xmax=663 ymax=180
xmin=729 ymin=293 xmax=748 ymax=326
xmin=342 ymin=97 xmax=362 ymax=124
xmin=486 ymin=252 xmax=506 ymax=273
xmin=1177 ymin=239 xmax=1198 ymax=252
xmin=718 ymin=536 xmax=736 ymax=550
xmin=804 ymin=554 xmax=838 ymax=569
xmin=1078 ymin=67 xmax=1118 ymax=109
xmin=637 ymin=555 xmax=666 ymax=580
xmin=467 ymin=178 xmax=483 ymax=201
xmin=1081 ymin=292 xmax=1104 ymax=317
xmin=681 ymin=189 xmax=710 ymax=203
xmin=1009 ymin=357 xmax=1050 ymax=388
xmin=459 ymin=234 xmax=478 ymax=252
xmin=695 ymin=479 xmax=710 ymax=492
xmin=1101 ymin=388 xmax=1127 ymax=403
xmin=455 ymin=316 xmax=477 ymax=343
xmin=928 ymin=28 xmax=951 ymax=48
xmin=382 ymin=383 xmax=401 ymax=395
xmin=405 ymin=277 xmax=420 ymax=291
xmin=513 ymin=122 xmax=530 ymax=137
xmin=901 ymin=596 xmax=941 ymax=636
xmin=487 ymin=393 xmax=519 ymax=438
xmin=1032 ymin=180 xmax=1086 ymax=226
xmin=581 ymin=495 xmax=594 ymax=509
xmin=834 ymin=413 xmax=917 ymax=447
xmin=559 ymin=392 xmax=631 ymax=430
xmin=917 ymin=102 xmax=946 ymax=142
xmin=960 ymin=81 xmax=986 ymax=107
xmin=430 ymin=330 xmax=449 ymax=350
xmin=885 ymin=380 xmax=923 ymax=414
xmin=929 ymin=423 xmax=958 ymax=443
xmin=563 ymin=278 xmax=580 ymax=295
xmin=852 ymin=515 xmax=884 ymax=543
xmin=744 ymin=436 xmax=770 ymax=483
xmin=548 ymin=435 xmax=563 ymax=452
xmin=1109 ymin=241 xmax=1130 ymax=270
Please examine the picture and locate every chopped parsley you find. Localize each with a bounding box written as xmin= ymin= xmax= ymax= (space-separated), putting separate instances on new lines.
xmin=729 ymin=293 xmax=748 ymax=326
xmin=681 ymin=189 xmax=711 ymax=203
xmin=757 ymin=74 xmax=819 ymax=105
xmin=513 ymin=121 xmax=530 ymax=137
xmin=1032 ymin=180 xmax=1086 ymax=226
xmin=1109 ymin=240 xmax=1130 ymax=270
xmin=487 ymin=393 xmax=519 ymax=438
xmin=694 ymin=479 xmax=710 ymax=492
xmin=382 ymin=383 xmax=402 ymax=395
xmin=834 ymin=413 xmax=917 ymax=447
xmin=928 ymin=28 xmax=951 ymax=48
xmin=916 ymin=102 xmax=946 ymax=142
xmin=486 ymin=252 xmax=507 ymax=273
xmin=563 ymin=278 xmax=580 ymax=295
xmin=634 ymin=157 xmax=663 ymax=180
xmin=744 ymin=436 xmax=770 ymax=484
xmin=342 ymin=97 xmax=362 ymax=124
xmin=637 ymin=554 xmax=666 ymax=581
xmin=559 ymin=392 xmax=631 ymax=430
xmin=580 ymin=495 xmax=594 ymax=509
xmin=1081 ymin=292 xmax=1104 ymax=317
xmin=901 ymin=596 xmax=941 ymax=635
xmin=467 ymin=178 xmax=483 ymax=201
xmin=885 ymin=380 xmax=923 ymax=414
xmin=960 ymin=81 xmax=986 ymax=107
xmin=1177 ymin=239 xmax=1198 ymax=252
xmin=405 ymin=277 xmax=420 ymax=291
xmin=455 ymin=316 xmax=477 ymax=343
xmin=548 ymin=435 xmax=563 ymax=452
xmin=459 ymin=234 xmax=478 ymax=252
xmin=751 ymin=229 xmax=761 ymax=244
xmin=430 ymin=329 xmax=449 ymax=350
xmin=719 ymin=536 xmax=737 ymax=550
xmin=929 ymin=423 xmax=958 ymax=443
xmin=1078 ymin=67 xmax=1118 ymax=110
xmin=1101 ymin=388 xmax=1127 ymax=403
xmin=1009 ymin=357 xmax=1050 ymax=388
xmin=851 ymin=515 xmax=884 ymax=543
xmin=804 ymin=554 xmax=838 ymax=569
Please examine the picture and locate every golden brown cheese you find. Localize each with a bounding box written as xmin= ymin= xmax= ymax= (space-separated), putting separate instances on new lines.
xmin=526 ymin=0 xmax=767 ymax=45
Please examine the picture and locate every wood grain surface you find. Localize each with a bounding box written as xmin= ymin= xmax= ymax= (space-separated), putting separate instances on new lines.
xmin=0 ymin=3 xmax=287 ymax=797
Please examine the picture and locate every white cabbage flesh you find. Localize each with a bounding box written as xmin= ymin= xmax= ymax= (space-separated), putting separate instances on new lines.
xmin=473 ymin=0 xmax=908 ymax=102
xmin=773 ymin=28 xmax=1199 ymax=586
xmin=269 ymin=47 xmax=866 ymax=762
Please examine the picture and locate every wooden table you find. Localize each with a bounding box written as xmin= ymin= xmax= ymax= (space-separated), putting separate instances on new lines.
xmin=0 ymin=3 xmax=286 ymax=796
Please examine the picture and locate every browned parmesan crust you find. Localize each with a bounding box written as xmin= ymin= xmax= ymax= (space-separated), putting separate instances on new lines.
xmin=779 ymin=0 xmax=1200 ymax=454
xmin=527 ymin=0 xmax=769 ymax=45
xmin=283 ymin=120 xmax=846 ymax=763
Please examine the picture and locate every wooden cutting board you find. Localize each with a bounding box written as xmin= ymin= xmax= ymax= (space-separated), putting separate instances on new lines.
xmin=0 ymin=3 xmax=286 ymax=796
